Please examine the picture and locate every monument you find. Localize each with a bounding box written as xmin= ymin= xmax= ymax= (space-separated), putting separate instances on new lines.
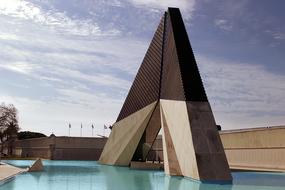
xmin=99 ymin=7 xmax=232 ymax=182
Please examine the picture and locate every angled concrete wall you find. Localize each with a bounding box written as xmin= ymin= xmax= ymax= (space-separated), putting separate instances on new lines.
xmin=99 ymin=102 xmax=157 ymax=165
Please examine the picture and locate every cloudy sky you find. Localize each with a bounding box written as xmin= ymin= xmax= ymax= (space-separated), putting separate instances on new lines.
xmin=0 ymin=0 xmax=284 ymax=137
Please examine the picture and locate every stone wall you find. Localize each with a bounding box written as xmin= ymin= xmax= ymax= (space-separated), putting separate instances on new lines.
xmin=52 ymin=137 xmax=107 ymax=160
xmin=13 ymin=137 xmax=54 ymax=159
xmin=150 ymin=126 xmax=285 ymax=172
xmin=145 ymin=137 xmax=163 ymax=161
xmin=12 ymin=136 xmax=107 ymax=160
xmin=220 ymin=126 xmax=285 ymax=172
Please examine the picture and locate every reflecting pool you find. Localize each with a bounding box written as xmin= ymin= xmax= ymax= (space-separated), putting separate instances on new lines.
xmin=1 ymin=160 xmax=285 ymax=190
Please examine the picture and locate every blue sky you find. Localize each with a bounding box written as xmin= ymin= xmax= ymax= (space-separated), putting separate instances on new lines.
xmin=0 ymin=0 xmax=285 ymax=137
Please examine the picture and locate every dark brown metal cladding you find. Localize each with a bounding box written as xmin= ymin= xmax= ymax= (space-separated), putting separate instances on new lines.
xmin=186 ymin=101 xmax=232 ymax=180
xmin=164 ymin=8 xmax=208 ymax=102
xmin=116 ymin=16 xmax=165 ymax=122
xmin=117 ymin=8 xmax=208 ymax=121
xmin=160 ymin=11 xmax=185 ymax=100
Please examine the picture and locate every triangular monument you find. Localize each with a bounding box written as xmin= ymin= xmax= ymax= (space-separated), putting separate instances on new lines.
xmin=28 ymin=158 xmax=44 ymax=172
xmin=99 ymin=7 xmax=232 ymax=182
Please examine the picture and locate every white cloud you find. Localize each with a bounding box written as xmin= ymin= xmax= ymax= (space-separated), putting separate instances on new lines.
xmin=0 ymin=0 xmax=120 ymax=37
xmin=0 ymin=94 xmax=119 ymax=137
xmin=0 ymin=32 xmax=19 ymax=40
xmin=265 ymin=30 xmax=285 ymax=41
xmin=0 ymin=33 xmax=140 ymax=90
xmin=272 ymin=32 xmax=285 ymax=40
xmin=197 ymin=55 xmax=285 ymax=129
xmin=49 ymin=67 xmax=131 ymax=90
xmin=0 ymin=13 xmax=145 ymax=91
xmin=0 ymin=61 xmax=38 ymax=74
xmin=2 ymin=0 xmax=284 ymax=136
xmin=0 ymin=0 xmax=148 ymax=136
xmin=214 ymin=19 xmax=233 ymax=31
xmin=127 ymin=0 xmax=196 ymax=19
xmin=4 ymin=53 xmax=285 ymax=136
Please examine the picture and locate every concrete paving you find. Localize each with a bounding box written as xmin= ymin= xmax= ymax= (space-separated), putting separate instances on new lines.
xmin=0 ymin=162 xmax=27 ymax=182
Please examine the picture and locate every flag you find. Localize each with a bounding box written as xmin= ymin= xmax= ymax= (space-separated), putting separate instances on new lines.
xmin=104 ymin=125 xmax=107 ymax=129
xmin=69 ymin=123 xmax=71 ymax=128
xmin=92 ymin=124 xmax=94 ymax=129
xmin=81 ymin=123 xmax=83 ymax=128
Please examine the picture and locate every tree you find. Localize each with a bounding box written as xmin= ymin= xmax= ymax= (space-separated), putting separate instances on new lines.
xmin=0 ymin=103 xmax=20 ymax=142
xmin=17 ymin=131 xmax=46 ymax=140
xmin=0 ymin=103 xmax=19 ymax=140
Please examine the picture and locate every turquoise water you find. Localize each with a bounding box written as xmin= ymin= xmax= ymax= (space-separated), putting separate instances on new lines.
xmin=1 ymin=160 xmax=285 ymax=190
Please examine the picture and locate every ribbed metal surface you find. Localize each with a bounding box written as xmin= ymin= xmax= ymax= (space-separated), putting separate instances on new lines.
xmin=160 ymin=11 xmax=185 ymax=100
xmin=117 ymin=8 xmax=208 ymax=122
xmin=167 ymin=8 xmax=208 ymax=101
xmin=116 ymin=16 xmax=164 ymax=122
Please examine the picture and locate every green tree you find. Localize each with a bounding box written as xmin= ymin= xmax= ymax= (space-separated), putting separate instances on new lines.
xmin=17 ymin=131 xmax=46 ymax=140
xmin=0 ymin=103 xmax=20 ymax=156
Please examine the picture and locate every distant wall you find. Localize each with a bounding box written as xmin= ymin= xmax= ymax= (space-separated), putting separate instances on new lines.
xmin=146 ymin=137 xmax=163 ymax=161
xmin=52 ymin=137 xmax=107 ymax=160
xmin=12 ymin=135 xmax=162 ymax=161
xmin=13 ymin=137 xmax=54 ymax=159
xmin=220 ymin=126 xmax=285 ymax=172
xmin=12 ymin=136 xmax=107 ymax=160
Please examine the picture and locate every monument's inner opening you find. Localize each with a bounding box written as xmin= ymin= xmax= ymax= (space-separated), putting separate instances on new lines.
xmin=132 ymin=104 xmax=162 ymax=163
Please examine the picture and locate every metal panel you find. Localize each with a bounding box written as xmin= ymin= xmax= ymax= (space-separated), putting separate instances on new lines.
xmin=167 ymin=8 xmax=208 ymax=102
xmin=116 ymin=16 xmax=165 ymax=122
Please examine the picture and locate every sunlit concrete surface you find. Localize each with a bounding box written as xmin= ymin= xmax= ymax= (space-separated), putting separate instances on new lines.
xmin=0 ymin=162 xmax=27 ymax=182
xmin=221 ymin=126 xmax=285 ymax=172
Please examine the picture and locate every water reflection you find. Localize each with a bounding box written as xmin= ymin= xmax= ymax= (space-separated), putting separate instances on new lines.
xmin=164 ymin=175 xmax=232 ymax=190
xmin=1 ymin=160 xmax=285 ymax=190
xmin=232 ymin=172 xmax=285 ymax=187
xmin=101 ymin=165 xmax=153 ymax=190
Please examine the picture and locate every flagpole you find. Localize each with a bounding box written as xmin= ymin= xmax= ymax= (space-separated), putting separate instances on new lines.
xmin=80 ymin=123 xmax=83 ymax=137
xmin=103 ymin=125 xmax=105 ymax=137
xmin=69 ymin=123 xmax=71 ymax=137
